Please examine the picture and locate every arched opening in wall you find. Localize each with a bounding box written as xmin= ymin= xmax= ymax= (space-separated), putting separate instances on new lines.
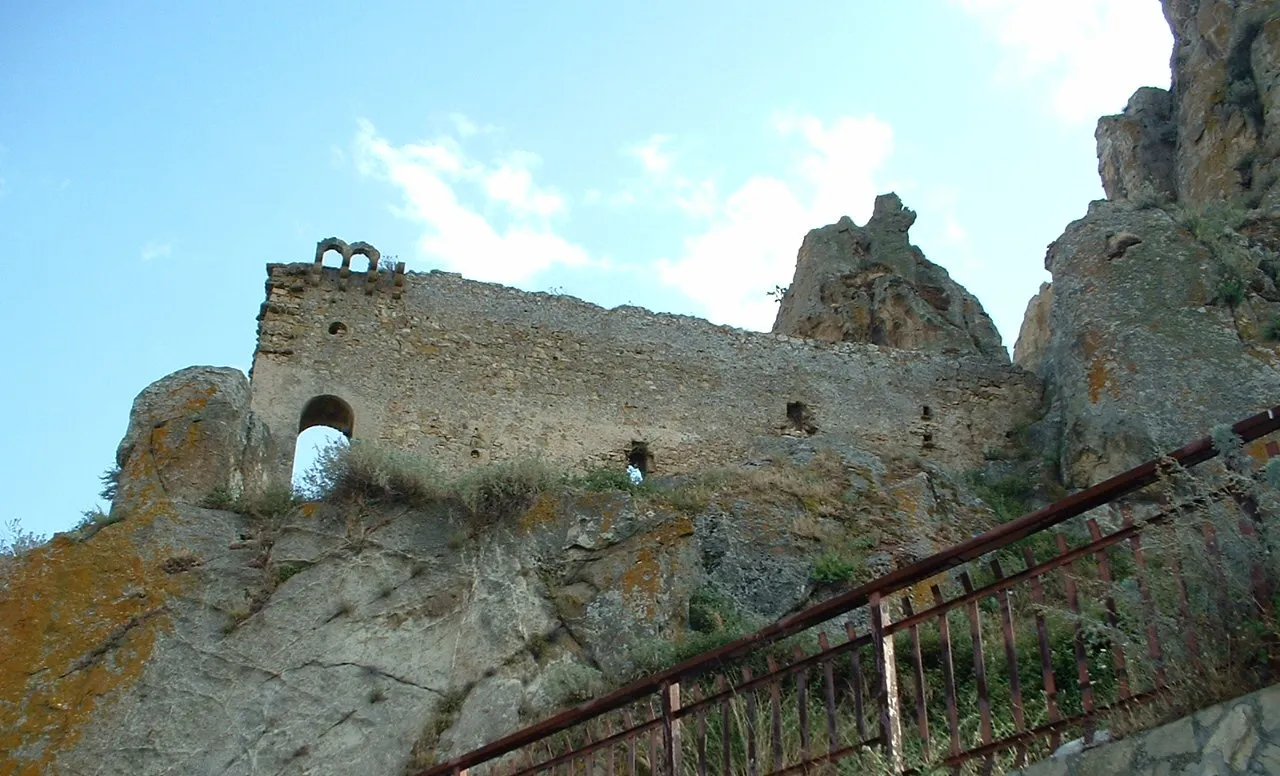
xmin=319 ymin=248 xmax=344 ymax=269
xmin=329 ymin=321 xmax=348 ymax=336
xmin=628 ymin=442 xmax=652 ymax=476
xmin=292 ymin=395 xmax=355 ymax=496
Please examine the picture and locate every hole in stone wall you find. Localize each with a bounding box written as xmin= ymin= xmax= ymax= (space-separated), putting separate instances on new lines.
xmin=293 ymin=395 xmax=355 ymax=496
xmin=786 ymin=402 xmax=818 ymax=436
xmin=319 ymin=248 xmax=344 ymax=269
xmin=628 ymin=442 xmax=652 ymax=476
xmin=921 ymin=405 xmax=932 ymax=420
xmin=471 ymin=449 xmax=481 ymax=459
xmin=922 ymin=432 xmax=935 ymax=450
xmin=329 ymin=321 xmax=348 ymax=336
xmin=292 ymin=427 xmax=348 ymax=495
xmin=299 ymin=395 xmax=354 ymax=437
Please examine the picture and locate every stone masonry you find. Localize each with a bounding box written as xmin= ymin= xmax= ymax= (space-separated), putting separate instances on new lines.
xmin=249 ymin=241 xmax=1041 ymax=487
xmin=1011 ymin=683 xmax=1280 ymax=775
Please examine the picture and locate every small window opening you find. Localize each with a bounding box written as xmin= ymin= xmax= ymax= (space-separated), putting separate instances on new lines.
xmin=628 ymin=442 xmax=652 ymax=476
xmin=921 ymin=432 xmax=935 ymax=450
xmin=786 ymin=402 xmax=818 ymax=436
xmin=329 ymin=321 xmax=348 ymax=336
xmin=921 ymin=405 xmax=932 ymax=420
xmin=470 ymin=449 xmax=481 ymax=458
xmin=319 ymin=248 xmax=344 ymax=269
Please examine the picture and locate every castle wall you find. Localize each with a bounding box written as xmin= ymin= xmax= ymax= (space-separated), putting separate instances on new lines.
xmin=249 ymin=261 xmax=1042 ymax=485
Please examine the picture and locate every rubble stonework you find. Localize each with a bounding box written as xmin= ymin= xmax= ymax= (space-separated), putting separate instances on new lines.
xmin=249 ymin=251 xmax=1040 ymax=486
xmin=771 ymin=193 xmax=1006 ymax=360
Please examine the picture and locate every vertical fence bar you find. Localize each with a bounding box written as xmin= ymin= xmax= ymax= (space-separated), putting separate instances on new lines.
xmin=743 ymin=667 xmax=759 ymax=776
xmin=716 ymin=675 xmax=730 ymax=776
xmin=603 ymin=719 xmax=615 ymax=776
xmin=958 ymin=572 xmax=994 ymax=750
xmin=817 ymin=633 xmax=839 ymax=756
xmin=1168 ymin=546 xmax=1204 ymax=673
xmin=692 ymin=684 xmax=707 ymax=776
xmin=1123 ymin=514 xmax=1167 ymax=691
xmin=794 ymin=646 xmax=811 ymax=764
xmin=1086 ymin=519 xmax=1132 ymax=699
xmin=931 ymin=584 xmax=962 ymax=759
xmin=900 ymin=598 xmax=931 ymax=763
xmin=624 ymin=710 xmax=637 ymax=776
xmin=661 ymin=683 xmax=682 ymax=776
xmin=647 ymin=698 xmax=661 ymax=776
xmin=869 ymin=592 xmax=903 ymax=772
xmin=1022 ymin=546 xmax=1062 ymax=750
xmin=765 ymin=656 xmax=783 ymax=773
xmin=990 ymin=559 xmax=1027 ymax=765
xmin=844 ymin=622 xmax=868 ymax=743
xmin=1056 ymin=534 xmax=1096 ymax=743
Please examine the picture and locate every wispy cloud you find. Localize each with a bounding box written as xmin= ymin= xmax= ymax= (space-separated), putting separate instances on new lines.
xmin=353 ymin=118 xmax=595 ymax=285
xmin=951 ymin=0 xmax=1172 ymax=123
xmin=141 ymin=241 xmax=172 ymax=261
xmin=646 ymin=114 xmax=896 ymax=330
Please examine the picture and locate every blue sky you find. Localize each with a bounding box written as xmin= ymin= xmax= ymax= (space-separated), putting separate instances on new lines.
xmin=0 ymin=1 xmax=1172 ymax=539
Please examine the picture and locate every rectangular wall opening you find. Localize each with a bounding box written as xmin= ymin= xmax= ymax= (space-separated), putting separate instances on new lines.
xmin=628 ymin=441 xmax=652 ymax=476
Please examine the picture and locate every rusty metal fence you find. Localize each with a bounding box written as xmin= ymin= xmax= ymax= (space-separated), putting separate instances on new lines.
xmin=418 ymin=406 xmax=1280 ymax=776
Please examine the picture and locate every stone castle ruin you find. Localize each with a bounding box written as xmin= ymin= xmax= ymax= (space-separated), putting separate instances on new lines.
xmin=10 ymin=3 xmax=1280 ymax=774
xmin=248 ymin=197 xmax=1040 ymax=492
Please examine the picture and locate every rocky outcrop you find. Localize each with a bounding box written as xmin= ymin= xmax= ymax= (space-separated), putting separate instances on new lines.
xmin=114 ymin=366 xmax=273 ymax=510
xmin=1036 ymin=200 xmax=1280 ymax=487
xmin=1166 ymin=0 xmax=1280 ymax=208
xmin=772 ymin=193 xmax=1007 ymax=361
xmin=1096 ymin=87 xmax=1178 ymax=204
xmin=1097 ymin=0 xmax=1280 ymax=209
xmin=1013 ymin=282 xmax=1054 ymax=373
xmin=2 ymin=421 xmax=1022 ymax=775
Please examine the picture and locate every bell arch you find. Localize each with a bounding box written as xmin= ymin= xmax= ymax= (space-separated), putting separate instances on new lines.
xmin=299 ymin=394 xmax=354 ymax=437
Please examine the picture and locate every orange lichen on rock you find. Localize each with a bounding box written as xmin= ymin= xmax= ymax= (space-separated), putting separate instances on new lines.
xmin=0 ymin=499 xmax=187 ymax=775
xmin=618 ymin=515 xmax=693 ymax=619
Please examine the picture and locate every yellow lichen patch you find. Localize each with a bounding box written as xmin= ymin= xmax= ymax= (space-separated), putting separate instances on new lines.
xmin=517 ymin=492 xmax=561 ymax=533
xmin=0 ymin=499 xmax=188 ymax=775
xmin=1088 ymin=357 xmax=1111 ymax=404
xmin=618 ymin=516 xmax=694 ymax=620
xmin=180 ymin=384 xmax=218 ymax=414
xmin=905 ymin=574 xmax=948 ymax=611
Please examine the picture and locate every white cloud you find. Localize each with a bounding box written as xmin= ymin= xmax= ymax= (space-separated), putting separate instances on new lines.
xmin=952 ymin=0 xmax=1172 ymax=123
xmin=653 ymin=114 xmax=896 ymax=330
xmin=629 ymin=134 xmax=674 ymax=174
xmin=354 ymin=118 xmax=593 ymax=285
xmin=141 ymin=241 xmax=171 ymax=261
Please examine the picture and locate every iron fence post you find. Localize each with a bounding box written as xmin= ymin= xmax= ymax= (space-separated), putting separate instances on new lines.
xmin=661 ymin=681 xmax=682 ymax=776
xmin=869 ymin=592 xmax=903 ymax=772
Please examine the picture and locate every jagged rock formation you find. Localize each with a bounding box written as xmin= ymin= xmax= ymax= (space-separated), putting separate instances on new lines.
xmin=1095 ymin=0 xmax=1280 ymax=209
xmin=1020 ymin=0 xmax=1280 ymax=486
xmin=0 ymin=368 xmax=1019 ymax=775
xmin=772 ymin=193 xmax=1007 ymax=361
xmin=1012 ymin=282 xmax=1053 ymax=373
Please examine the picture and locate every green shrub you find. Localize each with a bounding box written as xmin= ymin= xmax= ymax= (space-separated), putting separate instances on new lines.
xmin=455 ymin=458 xmax=557 ymax=524
xmin=574 ymin=467 xmax=635 ymax=492
xmin=1216 ymin=272 xmax=1247 ymax=307
xmin=811 ymin=551 xmax=858 ymax=584
xmin=319 ymin=441 xmax=445 ymax=506
xmin=1264 ymin=316 xmax=1280 ymax=342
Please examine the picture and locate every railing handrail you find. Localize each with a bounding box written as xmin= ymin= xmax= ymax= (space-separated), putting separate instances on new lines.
xmin=419 ymin=405 xmax=1280 ymax=776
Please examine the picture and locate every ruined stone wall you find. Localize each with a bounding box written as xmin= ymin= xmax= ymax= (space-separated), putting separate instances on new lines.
xmin=249 ymin=261 xmax=1041 ymax=485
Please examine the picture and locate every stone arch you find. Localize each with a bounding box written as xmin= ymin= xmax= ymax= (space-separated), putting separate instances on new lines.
xmin=314 ymin=237 xmax=351 ymax=271
xmin=299 ymin=394 xmax=354 ymax=437
xmin=349 ymin=241 xmax=381 ymax=275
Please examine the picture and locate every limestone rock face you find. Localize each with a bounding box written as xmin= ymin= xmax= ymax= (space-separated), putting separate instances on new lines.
xmin=3 ymin=434 xmax=1016 ymax=776
xmin=1095 ymin=87 xmax=1178 ymax=203
xmin=772 ymin=193 xmax=1007 ymax=361
xmin=115 ymin=366 xmax=273 ymax=509
xmin=1013 ymin=282 xmax=1054 ymax=373
xmin=1161 ymin=0 xmax=1280 ymax=207
xmin=1038 ymin=200 xmax=1280 ymax=487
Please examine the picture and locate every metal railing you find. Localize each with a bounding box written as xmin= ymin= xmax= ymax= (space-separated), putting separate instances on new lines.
xmin=418 ymin=406 xmax=1280 ymax=776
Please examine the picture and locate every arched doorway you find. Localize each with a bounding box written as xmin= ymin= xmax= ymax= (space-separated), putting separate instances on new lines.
xmin=292 ymin=395 xmax=354 ymax=497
